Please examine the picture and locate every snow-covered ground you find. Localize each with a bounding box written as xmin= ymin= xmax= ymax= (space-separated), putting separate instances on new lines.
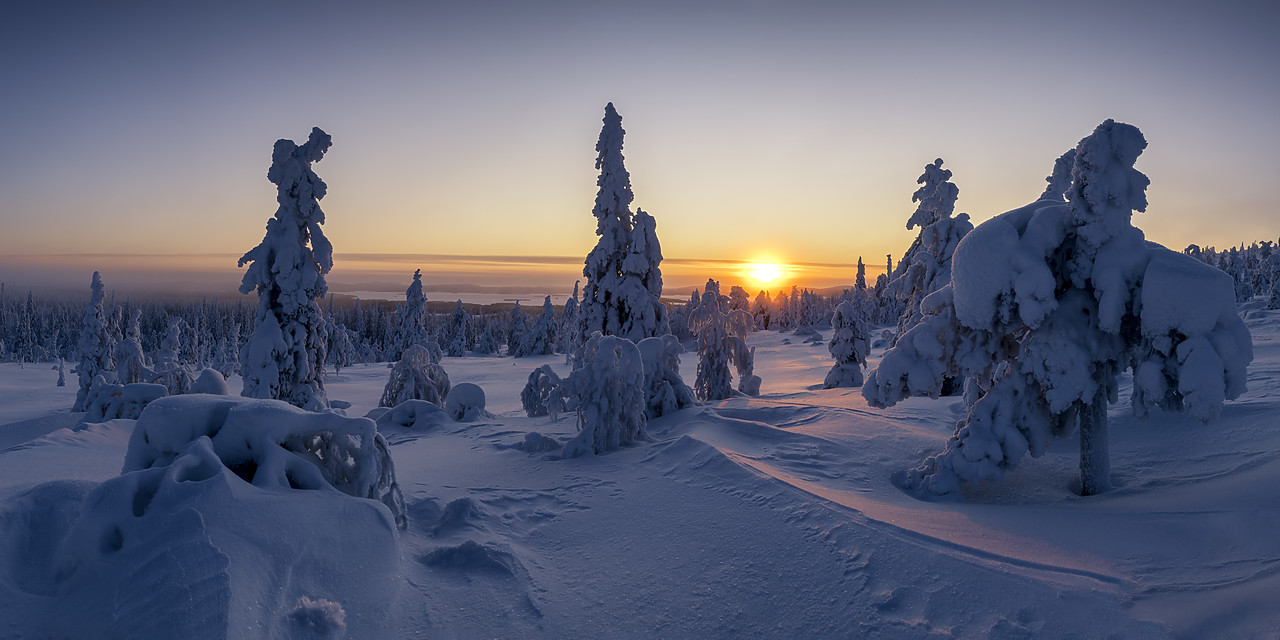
xmin=2 ymin=305 xmax=1279 ymax=638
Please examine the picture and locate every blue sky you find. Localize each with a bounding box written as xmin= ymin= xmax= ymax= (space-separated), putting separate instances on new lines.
xmin=1 ymin=0 xmax=1276 ymax=293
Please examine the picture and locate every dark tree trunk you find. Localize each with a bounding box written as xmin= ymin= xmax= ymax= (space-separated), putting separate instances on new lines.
xmin=1079 ymin=385 xmax=1113 ymax=496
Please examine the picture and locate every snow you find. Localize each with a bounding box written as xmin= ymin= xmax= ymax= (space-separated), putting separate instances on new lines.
xmin=3 ymin=308 xmax=1280 ymax=637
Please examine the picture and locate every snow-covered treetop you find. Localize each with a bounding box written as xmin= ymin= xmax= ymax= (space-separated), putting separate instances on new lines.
xmin=593 ymin=102 xmax=634 ymax=236
xmin=906 ymin=158 xmax=958 ymax=230
xmin=238 ymin=126 xmax=334 ymax=310
xmin=1038 ymin=149 xmax=1077 ymax=202
xmin=1066 ymin=119 xmax=1150 ymax=254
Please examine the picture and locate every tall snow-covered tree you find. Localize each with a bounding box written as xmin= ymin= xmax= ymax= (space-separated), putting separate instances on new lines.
xmin=393 ymin=269 xmax=430 ymax=359
xmin=506 ymin=303 xmax=531 ymax=357
xmin=74 ymin=271 xmax=114 ymax=411
xmin=113 ymin=309 xmax=146 ymax=385
xmin=446 ymin=300 xmax=469 ymax=357
xmin=557 ymin=281 xmax=580 ymax=355
xmin=526 ymin=296 xmax=558 ymax=356
xmin=237 ymin=127 xmax=334 ymax=411
xmin=863 ymin=120 xmax=1253 ymax=499
xmin=579 ymin=103 xmax=668 ymax=344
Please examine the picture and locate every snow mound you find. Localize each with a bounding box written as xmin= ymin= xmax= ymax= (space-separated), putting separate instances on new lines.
xmin=445 ymin=382 xmax=491 ymax=422
xmin=370 ymin=399 xmax=450 ymax=444
xmin=421 ymin=540 xmax=520 ymax=576
xmin=124 ymin=395 xmax=406 ymax=527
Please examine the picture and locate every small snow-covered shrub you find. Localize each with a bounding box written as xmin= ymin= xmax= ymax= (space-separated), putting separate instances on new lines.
xmin=562 ymin=333 xmax=646 ymax=457
xmin=80 ymin=376 xmax=167 ymax=424
xmin=286 ymin=596 xmax=346 ymax=638
xmin=124 ymin=394 xmax=406 ymax=528
xmin=444 ymin=383 xmax=490 ymax=422
xmin=824 ymin=301 xmax=869 ymax=389
xmin=520 ymin=365 xmax=567 ymax=419
xmin=379 ymin=344 xmax=451 ymax=408
xmin=636 ymin=335 xmax=697 ymax=417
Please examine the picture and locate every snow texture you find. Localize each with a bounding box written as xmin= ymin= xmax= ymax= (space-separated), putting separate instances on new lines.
xmin=238 ymin=127 xmax=334 ymax=411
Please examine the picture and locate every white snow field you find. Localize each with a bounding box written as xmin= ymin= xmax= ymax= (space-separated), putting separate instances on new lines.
xmin=2 ymin=304 xmax=1279 ymax=638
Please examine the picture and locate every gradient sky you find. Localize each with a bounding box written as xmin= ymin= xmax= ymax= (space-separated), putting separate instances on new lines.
xmin=1 ymin=0 xmax=1277 ymax=295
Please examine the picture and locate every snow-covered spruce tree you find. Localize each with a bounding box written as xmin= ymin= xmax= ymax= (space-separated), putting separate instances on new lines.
xmin=74 ymin=271 xmax=115 ymax=411
xmin=113 ymin=309 xmax=147 ymax=385
xmin=752 ymin=290 xmax=773 ymax=330
xmin=238 ymin=127 xmax=334 ymax=411
xmin=863 ymin=120 xmax=1253 ymax=499
xmin=446 ymin=300 xmax=469 ymax=357
xmin=621 ymin=208 xmax=670 ymax=338
xmin=579 ymin=103 xmax=668 ymax=344
xmin=521 ymin=364 xmax=566 ymax=419
xmin=379 ymin=343 xmax=451 ymax=408
xmin=824 ymin=300 xmax=869 ymax=388
xmin=887 ymin=159 xmax=973 ymax=345
xmin=687 ymin=279 xmax=759 ymax=400
xmin=525 ymin=296 xmax=558 ymax=356
xmin=636 ymin=334 xmax=698 ymax=418
xmin=557 ymin=282 xmax=580 ymax=355
xmin=562 ymin=332 xmax=646 ymax=457
xmin=506 ymin=302 xmax=531 ymax=357
xmin=392 ymin=269 xmax=431 ymax=360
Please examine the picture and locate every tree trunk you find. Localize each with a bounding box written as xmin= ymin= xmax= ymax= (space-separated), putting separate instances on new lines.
xmin=1078 ymin=386 xmax=1113 ymax=496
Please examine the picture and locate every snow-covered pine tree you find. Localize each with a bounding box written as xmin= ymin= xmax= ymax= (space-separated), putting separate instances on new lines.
xmin=506 ymin=303 xmax=531 ymax=357
xmin=855 ymin=257 xmax=867 ymax=291
xmin=379 ymin=343 xmax=451 ymax=408
xmin=393 ymin=269 xmax=431 ymax=359
xmin=562 ymin=332 xmax=646 ymax=457
xmin=446 ymin=300 xmax=469 ymax=357
xmin=527 ymin=296 xmax=558 ymax=356
xmin=579 ymin=104 xmax=668 ymax=344
xmin=863 ymin=120 xmax=1254 ymax=499
xmin=619 ymin=207 xmax=670 ymax=338
xmin=823 ymin=300 xmax=869 ymax=388
xmin=557 ymin=282 xmax=580 ymax=355
xmin=114 ymin=309 xmax=147 ymax=384
xmin=73 ymin=271 xmax=114 ymax=411
xmin=752 ymin=290 xmax=773 ymax=330
xmin=689 ymin=279 xmax=743 ymax=401
xmin=237 ymin=127 xmax=334 ymax=410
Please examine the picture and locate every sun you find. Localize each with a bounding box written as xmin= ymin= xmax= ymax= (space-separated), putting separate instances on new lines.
xmin=746 ymin=262 xmax=785 ymax=289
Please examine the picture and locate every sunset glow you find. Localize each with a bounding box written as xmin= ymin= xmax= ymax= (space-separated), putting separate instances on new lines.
xmin=745 ymin=261 xmax=786 ymax=289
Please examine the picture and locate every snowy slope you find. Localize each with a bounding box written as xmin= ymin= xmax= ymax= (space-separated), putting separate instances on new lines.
xmin=2 ymin=306 xmax=1279 ymax=638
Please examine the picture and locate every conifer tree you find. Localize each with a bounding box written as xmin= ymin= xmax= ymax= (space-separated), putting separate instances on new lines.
xmin=579 ymin=103 xmax=668 ymax=344
xmin=238 ymin=127 xmax=334 ymax=410
xmin=73 ymin=272 xmax=114 ymax=411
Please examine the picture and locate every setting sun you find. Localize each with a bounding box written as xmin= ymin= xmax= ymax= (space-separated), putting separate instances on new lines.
xmin=746 ymin=261 xmax=785 ymax=288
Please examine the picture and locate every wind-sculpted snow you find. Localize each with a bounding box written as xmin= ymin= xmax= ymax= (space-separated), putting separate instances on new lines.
xmin=4 ymin=311 xmax=1280 ymax=637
